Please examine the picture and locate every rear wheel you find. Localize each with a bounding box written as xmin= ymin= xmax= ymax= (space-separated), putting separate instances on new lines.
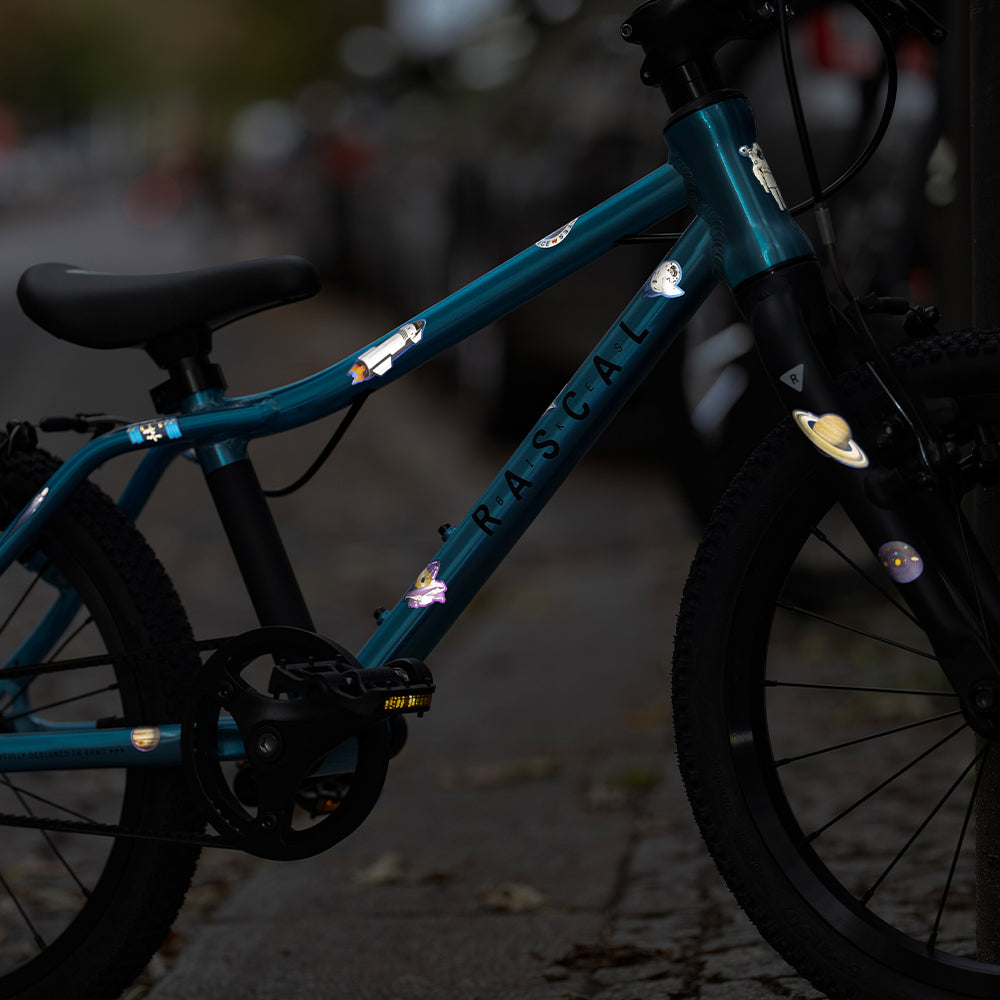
xmin=0 ymin=448 xmax=201 ymax=1000
xmin=674 ymin=330 xmax=1000 ymax=999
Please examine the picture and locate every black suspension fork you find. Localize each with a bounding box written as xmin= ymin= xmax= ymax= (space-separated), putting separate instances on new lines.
xmin=736 ymin=259 xmax=1000 ymax=736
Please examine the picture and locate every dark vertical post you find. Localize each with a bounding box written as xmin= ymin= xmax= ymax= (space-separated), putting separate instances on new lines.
xmin=970 ymin=0 xmax=1000 ymax=965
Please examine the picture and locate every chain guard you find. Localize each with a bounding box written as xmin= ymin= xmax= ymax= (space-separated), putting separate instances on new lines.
xmin=182 ymin=627 xmax=391 ymax=860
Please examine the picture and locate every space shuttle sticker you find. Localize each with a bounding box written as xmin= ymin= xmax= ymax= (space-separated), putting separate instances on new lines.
xmin=348 ymin=320 xmax=426 ymax=385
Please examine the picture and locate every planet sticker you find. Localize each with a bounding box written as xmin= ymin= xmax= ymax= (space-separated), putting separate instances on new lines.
xmin=878 ymin=541 xmax=924 ymax=584
xmin=792 ymin=410 xmax=868 ymax=468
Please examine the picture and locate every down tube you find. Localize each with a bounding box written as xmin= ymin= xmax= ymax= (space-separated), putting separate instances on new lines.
xmin=357 ymin=220 xmax=714 ymax=669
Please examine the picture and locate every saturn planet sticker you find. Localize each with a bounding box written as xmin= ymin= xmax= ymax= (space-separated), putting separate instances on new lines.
xmin=793 ymin=410 xmax=868 ymax=468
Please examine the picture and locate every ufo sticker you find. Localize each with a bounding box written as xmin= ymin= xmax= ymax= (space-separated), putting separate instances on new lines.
xmin=348 ymin=320 xmax=425 ymax=385
xmin=642 ymin=260 xmax=685 ymax=299
xmin=793 ymin=410 xmax=868 ymax=468
xmin=405 ymin=561 xmax=448 ymax=609
xmin=878 ymin=541 xmax=924 ymax=584
xmin=536 ymin=218 xmax=578 ymax=248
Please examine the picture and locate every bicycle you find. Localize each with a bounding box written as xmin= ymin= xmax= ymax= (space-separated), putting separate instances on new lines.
xmin=0 ymin=1 xmax=987 ymax=998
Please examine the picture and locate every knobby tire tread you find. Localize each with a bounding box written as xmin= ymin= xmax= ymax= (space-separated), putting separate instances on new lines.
xmin=0 ymin=448 xmax=202 ymax=1000
xmin=673 ymin=328 xmax=1000 ymax=1000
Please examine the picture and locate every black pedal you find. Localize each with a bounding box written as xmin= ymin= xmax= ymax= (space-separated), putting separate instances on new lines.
xmin=269 ymin=656 xmax=434 ymax=719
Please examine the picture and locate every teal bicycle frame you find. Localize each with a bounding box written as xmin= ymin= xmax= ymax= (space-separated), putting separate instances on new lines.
xmin=0 ymin=95 xmax=812 ymax=772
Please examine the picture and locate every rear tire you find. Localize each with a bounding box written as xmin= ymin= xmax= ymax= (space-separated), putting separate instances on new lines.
xmin=0 ymin=448 xmax=201 ymax=1000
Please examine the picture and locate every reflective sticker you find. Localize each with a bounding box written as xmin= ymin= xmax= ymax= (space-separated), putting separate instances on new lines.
xmin=10 ymin=487 xmax=48 ymax=532
xmin=642 ymin=260 xmax=685 ymax=299
xmin=780 ymin=364 xmax=805 ymax=392
xmin=126 ymin=418 xmax=182 ymax=446
xmin=405 ymin=560 xmax=448 ymax=609
xmin=878 ymin=541 xmax=924 ymax=584
xmin=739 ymin=142 xmax=787 ymax=211
xmin=348 ymin=320 xmax=425 ymax=385
xmin=793 ymin=410 xmax=869 ymax=468
xmin=130 ymin=726 xmax=161 ymax=752
xmin=535 ymin=218 xmax=577 ymax=248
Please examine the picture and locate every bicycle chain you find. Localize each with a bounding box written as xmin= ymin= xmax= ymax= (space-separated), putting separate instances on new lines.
xmin=0 ymin=635 xmax=240 ymax=849
xmin=0 ymin=808 xmax=230 ymax=848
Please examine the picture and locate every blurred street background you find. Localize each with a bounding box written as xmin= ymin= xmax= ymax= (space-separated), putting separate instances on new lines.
xmin=0 ymin=2 xmax=977 ymax=997
xmin=0 ymin=0 xmax=969 ymax=519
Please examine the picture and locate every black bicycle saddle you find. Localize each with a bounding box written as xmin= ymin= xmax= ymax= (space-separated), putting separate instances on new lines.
xmin=16 ymin=255 xmax=320 ymax=354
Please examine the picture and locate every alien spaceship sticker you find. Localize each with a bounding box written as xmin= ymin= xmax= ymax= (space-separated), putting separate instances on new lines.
xmin=348 ymin=320 xmax=426 ymax=385
xmin=878 ymin=541 xmax=924 ymax=584
xmin=405 ymin=561 xmax=448 ymax=609
xmin=642 ymin=260 xmax=685 ymax=299
xmin=792 ymin=410 xmax=869 ymax=468
xmin=739 ymin=142 xmax=787 ymax=211
xmin=536 ymin=218 xmax=577 ymax=248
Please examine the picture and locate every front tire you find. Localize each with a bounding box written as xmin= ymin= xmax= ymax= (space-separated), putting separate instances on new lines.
xmin=674 ymin=330 xmax=1000 ymax=1000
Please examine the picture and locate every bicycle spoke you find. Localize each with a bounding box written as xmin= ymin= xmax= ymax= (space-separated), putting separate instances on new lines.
xmin=1 ymin=681 xmax=119 ymax=723
xmin=775 ymin=711 xmax=964 ymax=767
xmin=776 ymin=600 xmax=937 ymax=659
xmin=50 ymin=616 xmax=92 ymax=662
xmin=0 ymin=562 xmax=47 ymax=638
xmin=0 ymin=867 xmax=45 ymax=951
xmin=860 ymin=746 xmax=981 ymax=907
xmin=766 ymin=679 xmax=957 ymax=697
xmin=0 ymin=776 xmax=97 ymax=825
xmin=927 ymin=742 xmax=987 ymax=950
xmin=805 ymin=722 xmax=968 ymax=841
xmin=0 ymin=774 xmax=89 ymax=897
xmin=810 ymin=526 xmax=920 ymax=626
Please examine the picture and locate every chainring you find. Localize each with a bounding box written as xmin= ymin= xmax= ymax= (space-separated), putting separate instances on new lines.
xmin=181 ymin=626 xmax=391 ymax=860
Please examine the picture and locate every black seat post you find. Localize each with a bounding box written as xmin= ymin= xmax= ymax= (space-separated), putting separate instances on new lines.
xmin=153 ymin=344 xmax=315 ymax=632
xmin=204 ymin=457 xmax=315 ymax=631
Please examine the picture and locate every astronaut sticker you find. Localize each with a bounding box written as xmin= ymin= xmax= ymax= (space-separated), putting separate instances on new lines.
xmin=405 ymin=561 xmax=448 ymax=609
xmin=536 ymin=217 xmax=578 ymax=248
xmin=348 ymin=320 xmax=426 ymax=385
xmin=642 ymin=260 xmax=685 ymax=299
xmin=739 ymin=142 xmax=787 ymax=211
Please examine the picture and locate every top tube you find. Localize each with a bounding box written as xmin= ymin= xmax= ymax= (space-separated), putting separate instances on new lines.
xmin=0 ymin=163 xmax=692 ymax=574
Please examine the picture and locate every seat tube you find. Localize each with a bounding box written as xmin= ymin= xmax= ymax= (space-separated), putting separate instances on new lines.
xmin=204 ymin=457 xmax=314 ymax=630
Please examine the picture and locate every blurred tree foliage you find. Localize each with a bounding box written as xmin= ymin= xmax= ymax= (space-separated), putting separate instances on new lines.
xmin=0 ymin=0 xmax=379 ymax=122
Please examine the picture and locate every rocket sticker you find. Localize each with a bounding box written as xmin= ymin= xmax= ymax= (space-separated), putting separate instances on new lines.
xmin=349 ymin=320 xmax=426 ymax=385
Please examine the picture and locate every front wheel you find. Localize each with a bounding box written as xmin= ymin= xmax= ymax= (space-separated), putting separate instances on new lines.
xmin=0 ymin=447 xmax=202 ymax=1000
xmin=674 ymin=330 xmax=1000 ymax=1000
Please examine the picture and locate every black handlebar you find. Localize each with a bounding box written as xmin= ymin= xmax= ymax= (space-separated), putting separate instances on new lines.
xmin=621 ymin=0 xmax=945 ymax=110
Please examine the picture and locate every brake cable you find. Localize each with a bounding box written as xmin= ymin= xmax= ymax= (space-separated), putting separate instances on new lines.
xmin=263 ymin=392 xmax=369 ymax=498
xmin=775 ymin=0 xmax=938 ymax=468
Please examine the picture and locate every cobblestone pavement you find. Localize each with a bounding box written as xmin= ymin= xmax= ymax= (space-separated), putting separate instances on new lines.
xmin=79 ymin=293 xmax=830 ymax=1000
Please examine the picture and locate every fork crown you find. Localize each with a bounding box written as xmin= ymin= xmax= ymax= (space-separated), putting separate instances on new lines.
xmin=663 ymin=94 xmax=814 ymax=288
